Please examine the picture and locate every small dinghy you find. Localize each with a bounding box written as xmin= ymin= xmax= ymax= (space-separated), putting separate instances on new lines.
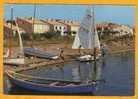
xmin=24 ymin=48 xmax=59 ymax=59
xmin=77 ymin=54 xmax=101 ymax=62
xmin=6 ymin=70 xmax=97 ymax=94
xmin=23 ymin=5 xmax=58 ymax=60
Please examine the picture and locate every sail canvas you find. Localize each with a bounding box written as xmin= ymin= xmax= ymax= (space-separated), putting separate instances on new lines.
xmin=72 ymin=7 xmax=100 ymax=50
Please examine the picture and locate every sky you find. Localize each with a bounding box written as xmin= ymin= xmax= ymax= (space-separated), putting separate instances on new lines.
xmin=4 ymin=4 xmax=135 ymax=26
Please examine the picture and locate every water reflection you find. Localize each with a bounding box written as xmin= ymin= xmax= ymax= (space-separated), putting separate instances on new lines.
xmin=101 ymin=58 xmax=106 ymax=69
xmin=71 ymin=60 xmax=105 ymax=82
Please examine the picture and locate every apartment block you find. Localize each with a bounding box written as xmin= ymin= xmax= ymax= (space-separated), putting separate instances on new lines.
xmin=58 ymin=20 xmax=80 ymax=36
xmin=43 ymin=19 xmax=68 ymax=36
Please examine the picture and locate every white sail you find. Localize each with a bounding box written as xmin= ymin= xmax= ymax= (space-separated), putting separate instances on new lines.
xmin=72 ymin=6 xmax=100 ymax=49
xmin=72 ymin=32 xmax=81 ymax=49
xmin=16 ymin=22 xmax=24 ymax=57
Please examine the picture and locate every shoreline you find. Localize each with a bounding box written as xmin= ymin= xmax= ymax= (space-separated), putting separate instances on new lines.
xmin=4 ymin=42 xmax=135 ymax=72
xmin=109 ymin=49 xmax=134 ymax=54
xmin=4 ymin=48 xmax=134 ymax=73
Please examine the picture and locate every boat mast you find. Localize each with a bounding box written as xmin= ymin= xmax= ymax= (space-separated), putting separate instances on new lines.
xmin=92 ymin=6 xmax=97 ymax=62
xmin=31 ymin=4 xmax=36 ymax=47
xmin=16 ymin=22 xmax=24 ymax=57
xmin=9 ymin=7 xmax=13 ymax=58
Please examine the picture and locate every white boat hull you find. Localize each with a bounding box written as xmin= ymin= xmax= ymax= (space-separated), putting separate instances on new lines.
xmin=51 ymin=56 xmax=59 ymax=59
xmin=77 ymin=54 xmax=101 ymax=62
xmin=4 ymin=58 xmax=25 ymax=65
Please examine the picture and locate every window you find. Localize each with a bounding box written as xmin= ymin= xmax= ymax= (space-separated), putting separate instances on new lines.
xmin=55 ymin=26 xmax=58 ymax=30
xmin=59 ymin=26 xmax=62 ymax=30
xmin=64 ymin=27 xmax=66 ymax=30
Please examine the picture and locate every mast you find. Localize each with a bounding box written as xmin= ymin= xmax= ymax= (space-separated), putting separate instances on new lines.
xmin=9 ymin=7 xmax=13 ymax=58
xmin=16 ymin=22 xmax=24 ymax=57
xmin=30 ymin=4 xmax=36 ymax=47
xmin=88 ymin=6 xmax=93 ymax=49
xmin=91 ymin=6 xmax=97 ymax=64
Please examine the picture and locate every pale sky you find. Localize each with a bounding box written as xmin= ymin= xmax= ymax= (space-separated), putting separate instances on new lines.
xmin=4 ymin=4 xmax=135 ymax=26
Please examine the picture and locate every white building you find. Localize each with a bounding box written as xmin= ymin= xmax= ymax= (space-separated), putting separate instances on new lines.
xmin=43 ymin=20 xmax=68 ymax=36
xmin=113 ymin=24 xmax=134 ymax=36
xmin=58 ymin=20 xmax=80 ymax=36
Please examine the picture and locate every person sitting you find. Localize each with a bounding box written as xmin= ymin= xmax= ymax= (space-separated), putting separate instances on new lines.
xmin=59 ymin=48 xmax=64 ymax=61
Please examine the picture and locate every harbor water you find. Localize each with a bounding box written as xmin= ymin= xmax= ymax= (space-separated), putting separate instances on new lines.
xmin=4 ymin=51 xmax=135 ymax=96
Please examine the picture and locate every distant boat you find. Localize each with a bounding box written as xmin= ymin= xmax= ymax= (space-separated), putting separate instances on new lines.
xmin=6 ymin=70 xmax=97 ymax=94
xmin=72 ymin=6 xmax=101 ymax=62
xmin=4 ymin=7 xmax=25 ymax=65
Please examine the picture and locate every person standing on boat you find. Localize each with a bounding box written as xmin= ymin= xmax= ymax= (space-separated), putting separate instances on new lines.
xmin=100 ymin=44 xmax=108 ymax=57
xmin=78 ymin=45 xmax=82 ymax=55
xmin=59 ymin=48 xmax=64 ymax=61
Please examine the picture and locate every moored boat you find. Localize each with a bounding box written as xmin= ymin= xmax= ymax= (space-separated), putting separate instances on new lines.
xmin=77 ymin=54 xmax=101 ymax=62
xmin=4 ymin=58 xmax=25 ymax=65
xmin=5 ymin=70 xmax=97 ymax=94
xmin=23 ymin=5 xmax=58 ymax=60
xmin=24 ymin=48 xmax=59 ymax=59
xmin=72 ymin=6 xmax=101 ymax=62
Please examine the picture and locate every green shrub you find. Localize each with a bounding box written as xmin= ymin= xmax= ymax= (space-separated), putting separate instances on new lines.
xmin=43 ymin=31 xmax=60 ymax=39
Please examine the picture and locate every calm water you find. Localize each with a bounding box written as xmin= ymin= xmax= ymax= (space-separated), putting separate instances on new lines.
xmin=4 ymin=51 xmax=135 ymax=96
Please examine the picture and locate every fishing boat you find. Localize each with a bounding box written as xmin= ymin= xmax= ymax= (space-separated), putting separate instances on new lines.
xmin=23 ymin=4 xmax=58 ymax=60
xmin=72 ymin=6 xmax=101 ymax=62
xmin=5 ymin=70 xmax=97 ymax=94
xmin=4 ymin=7 xmax=25 ymax=65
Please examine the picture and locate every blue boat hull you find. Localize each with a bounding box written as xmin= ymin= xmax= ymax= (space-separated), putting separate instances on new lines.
xmin=8 ymin=76 xmax=96 ymax=94
xmin=23 ymin=48 xmax=57 ymax=58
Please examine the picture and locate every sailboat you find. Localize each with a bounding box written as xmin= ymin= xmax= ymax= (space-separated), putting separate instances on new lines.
xmin=4 ymin=23 xmax=25 ymax=65
xmin=4 ymin=7 xmax=25 ymax=65
xmin=72 ymin=6 xmax=101 ymax=62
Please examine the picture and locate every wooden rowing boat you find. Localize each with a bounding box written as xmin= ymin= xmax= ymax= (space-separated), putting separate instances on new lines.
xmin=5 ymin=70 xmax=97 ymax=94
